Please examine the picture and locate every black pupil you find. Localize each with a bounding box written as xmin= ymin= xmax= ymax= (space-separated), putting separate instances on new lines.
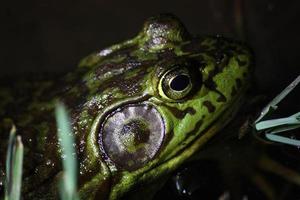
xmin=170 ymin=75 xmax=190 ymax=91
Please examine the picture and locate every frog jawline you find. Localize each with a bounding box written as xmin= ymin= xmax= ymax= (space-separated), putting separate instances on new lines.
xmin=108 ymin=90 xmax=247 ymax=199
xmin=136 ymin=91 xmax=246 ymax=188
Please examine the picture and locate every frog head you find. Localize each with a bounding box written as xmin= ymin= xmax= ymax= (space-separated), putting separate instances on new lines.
xmin=71 ymin=14 xmax=253 ymax=199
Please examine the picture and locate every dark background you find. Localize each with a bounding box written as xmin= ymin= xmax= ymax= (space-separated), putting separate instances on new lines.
xmin=1 ymin=0 xmax=299 ymax=95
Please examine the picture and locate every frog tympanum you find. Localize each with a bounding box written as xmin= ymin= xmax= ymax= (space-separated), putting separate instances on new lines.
xmin=0 ymin=14 xmax=252 ymax=199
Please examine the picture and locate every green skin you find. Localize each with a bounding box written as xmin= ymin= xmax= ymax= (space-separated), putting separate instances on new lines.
xmin=0 ymin=14 xmax=252 ymax=199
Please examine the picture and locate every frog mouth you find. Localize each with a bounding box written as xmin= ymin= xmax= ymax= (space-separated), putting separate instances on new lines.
xmin=89 ymin=95 xmax=166 ymax=171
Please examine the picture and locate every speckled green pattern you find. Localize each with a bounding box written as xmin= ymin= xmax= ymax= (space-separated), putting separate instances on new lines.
xmin=0 ymin=14 xmax=253 ymax=199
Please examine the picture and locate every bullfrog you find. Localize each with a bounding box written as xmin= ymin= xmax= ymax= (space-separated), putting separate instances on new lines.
xmin=0 ymin=14 xmax=252 ymax=199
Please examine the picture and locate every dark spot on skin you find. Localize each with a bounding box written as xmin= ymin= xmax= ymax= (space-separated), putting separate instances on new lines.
xmin=95 ymin=60 xmax=142 ymax=79
xmin=94 ymin=61 xmax=154 ymax=97
xmin=185 ymin=107 xmax=197 ymax=115
xmin=236 ymin=78 xmax=242 ymax=89
xmin=236 ymin=57 xmax=247 ymax=66
xmin=203 ymin=101 xmax=216 ymax=113
xmin=228 ymin=42 xmax=249 ymax=55
xmin=181 ymin=38 xmax=207 ymax=53
xmin=157 ymin=50 xmax=177 ymax=60
xmin=215 ymin=53 xmax=230 ymax=72
xmin=185 ymin=116 xmax=204 ymax=140
xmin=231 ymin=86 xmax=237 ymax=97
xmin=204 ymin=78 xmax=229 ymax=104
xmin=94 ymin=177 xmax=112 ymax=200
xmin=215 ymin=52 xmax=225 ymax=64
xmin=158 ymin=130 xmax=174 ymax=155
xmin=163 ymin=105 xmax=196 ymax=119
xmin=106 ymin=44 xmax=138 ymax=60
xmin=61 ymin=81 xmax=90 ymax=109
xmin=194 ymin=117 xmax=204 ymax=132
xmin=78 ymin=162 xmax=103 ymax=188
xmin=204 ymin=79 xmax=217 ymax=90
xmin=217 ymin=94 xmax=227 ymax=102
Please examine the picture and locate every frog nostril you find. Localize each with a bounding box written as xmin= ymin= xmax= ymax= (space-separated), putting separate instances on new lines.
xmin=99 ymin=103 xmax=165 ymax=171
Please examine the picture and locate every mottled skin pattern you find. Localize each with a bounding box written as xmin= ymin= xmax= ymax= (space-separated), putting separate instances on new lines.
xmin=0 ymin=14 xmax=252 ymax=199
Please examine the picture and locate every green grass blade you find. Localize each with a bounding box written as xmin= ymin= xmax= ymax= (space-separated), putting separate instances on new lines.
xmin=5 ymin=126 xmax=16 ymax=199
xmin=55 ymin=102 xmax=78 ymax=200
xmin=265 ymin=133 xmax=300 ymax=146
xmin=255 ymin=75 xmax=300 ymax=123
xmin=5 ymin=126 xmax=24 ymax=200
xmin=11 ymin=136 xmax=23 ymax=200
xmin=266 ymin=124 xmax=300 ymax=135
xmin=254 ymin=75 xmax=300 ymax=146
xmin=255 ymin=112 xmax=300 ymax=131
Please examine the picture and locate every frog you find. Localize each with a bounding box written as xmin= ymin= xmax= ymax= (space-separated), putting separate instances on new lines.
xmin=0 ymin=14 xmax=253 ymax=199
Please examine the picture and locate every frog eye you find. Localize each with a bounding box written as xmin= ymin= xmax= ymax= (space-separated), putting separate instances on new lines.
xmin=160 ymin=67 xmax=193 ymax=100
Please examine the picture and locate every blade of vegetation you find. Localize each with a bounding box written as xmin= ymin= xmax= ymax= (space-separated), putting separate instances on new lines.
xmin=5 ymin=126 xmax=16 ymax=198
xmin=255 ymin=75 xmax=300 ymax=123
xmin=254 ymin=75 xmax=300 ymax=146
xmin=5 ymin=126 xmax=24 ymax=200
xmin=55 ymin=102 xmax=79 ymax=200
xmin=11 ymin=137 xmax=23 ymax=200
xmin=256 ymin=112 xmax=300 ymax=131
xmin=266 ymin=124 xmax=300 ymax=135
xmin=265 ymin=134 xmax=300 ymax=146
